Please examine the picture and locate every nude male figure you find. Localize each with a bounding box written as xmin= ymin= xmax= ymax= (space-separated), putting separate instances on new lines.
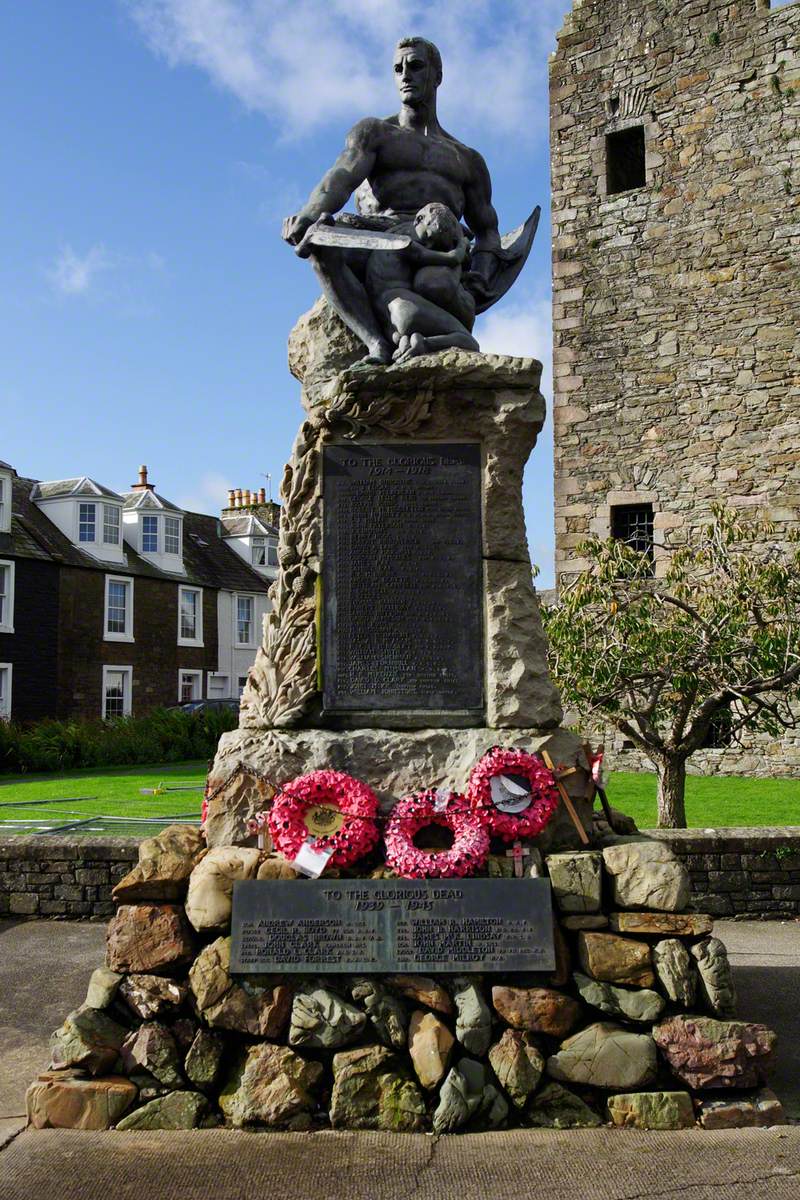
xmin=282 ymin=36 xmax=502 ymax=364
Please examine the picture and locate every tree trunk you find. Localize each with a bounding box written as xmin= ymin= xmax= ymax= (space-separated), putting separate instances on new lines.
xmin=656 ymin=755 xmax=688 ymax=828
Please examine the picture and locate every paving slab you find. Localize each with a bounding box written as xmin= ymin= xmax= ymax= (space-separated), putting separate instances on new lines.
xmin=2 ymin=1126 xmax=799 ymax=1200
xmin=0 ymin=919 xmax=107 ymax=1119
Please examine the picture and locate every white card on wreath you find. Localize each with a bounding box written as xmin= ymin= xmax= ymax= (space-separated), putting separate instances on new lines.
xmin=292 ymin=838 xmax=336 ymax=878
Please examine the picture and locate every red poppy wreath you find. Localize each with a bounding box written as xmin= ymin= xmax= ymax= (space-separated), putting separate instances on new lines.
xmin=466 ymin=747 xmax=560 ymax=843
xmin=267 ymin=770 xmax=380 ymax=869
xmin=384 ymin=789 xmax=491 ymax=879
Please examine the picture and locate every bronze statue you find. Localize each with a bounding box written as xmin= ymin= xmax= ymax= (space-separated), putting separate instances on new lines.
xmin=282 ymin=37 xmax=538 ymax=364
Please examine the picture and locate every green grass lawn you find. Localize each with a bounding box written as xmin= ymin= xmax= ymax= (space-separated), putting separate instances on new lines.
xmin=0 ymin=760 xmax=207 ymax=833
xmin=0 ymin=762 xmax=797 ymax=835
xmin=609 ymin=771 xmax=800 ymax=829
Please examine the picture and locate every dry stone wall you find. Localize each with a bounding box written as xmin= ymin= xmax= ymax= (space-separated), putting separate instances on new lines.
xmin=4 ymin=829 xmax=800 ymax=920
xmin=549 ymin=0 xmax=800 ymax=771
xmin=24 ymin=825 xmax=786 ymax=1133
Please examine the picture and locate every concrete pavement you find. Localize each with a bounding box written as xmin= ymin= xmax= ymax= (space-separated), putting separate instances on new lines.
xmin=1 ymin=917 xmax=798 ymax=1199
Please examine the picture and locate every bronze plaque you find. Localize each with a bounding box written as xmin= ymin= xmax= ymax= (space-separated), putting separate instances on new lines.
xmin=230 ymin=878 xmax=554 ymax=974
xmin=322 ymin=443 xmax=483 ymax=712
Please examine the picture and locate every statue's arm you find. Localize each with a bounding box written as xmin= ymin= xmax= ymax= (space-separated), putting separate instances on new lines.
xmin=463 ymin=151 xmax=502 ymax=289
xmin=282 ymin=120 xmax=379 ymax=244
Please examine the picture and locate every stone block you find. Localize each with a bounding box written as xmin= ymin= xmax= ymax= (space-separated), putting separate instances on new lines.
xmin=111 ymin=824 xmax=208 ymax=903
xmin=9 ymin=893 xmax=39 ymax=915
xmin=106 ymin=904 xmax=194 ymax=974
xmin=653 ymin=939 xmax=697 ymax=1007
xmin=602 ymin=841 xmax=690 ymax=912
xmin=116 ymin=1090 xmax=208 ymax=1130
xmin=652 ymin=1016 xmax=776 ymax=1089
xmin=50 ymin=1009 xmax=127 ymax=1075
xmin=189 ymin=936 xmax=291 ymax=1037
xmin=547 ymin=1022 xmax=657 ymax=1090
xmin=289 ymin=988 xmax=367 ymax=1050
xmin=432 ymin=1058 xmax=508 ymax=1134
xmin=184 ymin=846 xmax=260 ymax=931
xmin=691 ymin=937 xmax=737 ymax=1018
xmin=608 ymin=912 xmax=713 ymax=937
xmin=220 ymin=1043 xmax=323 ymax=1128
xmin=26 ymin=1074 xmax=137 ymax=1130
xmin=526 ymin=1081 xmax=601 ymax=1129
xmin=331 ymin=1045 xmax=426 ymax=1133
xmin=488 ymin=1029 xmax=544 ymax=1108
xmin=577 ymin=932 xmax=655 ymax=988
xmin=545 ymin=851 xmax=603 ymax=913
xmin=492 ymin=985 xmax=582 ymax=1037
xmin=607 ymin=1091 xmax=695 ymax=1130
xmin=573 ymin=972 xmax=665 ymax=1023
xmin=699 ymin=1088 xmax=786 ymax=1129
xmin=408 ymin=1010 xmax=454 ymax=1089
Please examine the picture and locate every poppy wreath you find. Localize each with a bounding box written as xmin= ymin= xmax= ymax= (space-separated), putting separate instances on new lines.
xmin=267 ymin=770 xmax=380 ymax=868
xmin=466 ymin=747 xmax=560 ymax=843
xmin=384 ymin=790 xmax=491 ymax=879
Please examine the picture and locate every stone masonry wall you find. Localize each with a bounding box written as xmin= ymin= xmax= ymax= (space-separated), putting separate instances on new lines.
xmin=0 ymin=837 xmax=137 ymax=919
xmin=2 ymin=831 xmax=799 ymax=921
xmin=549 ymin=0 xmax=800 ymax=771
xmin=648 ymin=827 xmax=800 ymax=917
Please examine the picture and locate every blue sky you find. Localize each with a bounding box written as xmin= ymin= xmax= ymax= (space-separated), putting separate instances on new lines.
xmin=1 ymin=0 xmax=570 ymax=585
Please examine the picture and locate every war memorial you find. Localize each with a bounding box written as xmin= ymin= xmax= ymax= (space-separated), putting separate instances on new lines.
xmin=24 ymin=36 xmax=786 ymax=1137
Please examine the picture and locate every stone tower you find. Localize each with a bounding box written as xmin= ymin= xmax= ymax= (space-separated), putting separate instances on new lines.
xmin=549 ymin=0 xmax=799 ymax=775
xmin=550 ymin=0 xmax=799 ymax=584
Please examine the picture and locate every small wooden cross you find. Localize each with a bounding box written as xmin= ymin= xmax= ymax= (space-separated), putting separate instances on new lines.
xmin=541 ymin=749 xmax=591 ymax=846
xmin=505 ymin=840 xmax=530 ymax=878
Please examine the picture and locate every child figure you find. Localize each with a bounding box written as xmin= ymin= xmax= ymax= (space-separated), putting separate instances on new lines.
xmin=365 ymin=201 xmax=479 ymax=362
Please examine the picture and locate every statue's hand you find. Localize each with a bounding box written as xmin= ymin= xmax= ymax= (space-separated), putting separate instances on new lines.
xmin=282 ymin=213 xmax=315 ymax=246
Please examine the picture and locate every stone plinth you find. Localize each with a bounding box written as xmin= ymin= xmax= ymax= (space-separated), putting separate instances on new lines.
xmin=210 ymin=300 xmax=586 ymax=848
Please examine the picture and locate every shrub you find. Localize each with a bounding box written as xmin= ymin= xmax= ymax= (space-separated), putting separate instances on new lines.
xmin=0 ymin=707 xmax=238 ymax=775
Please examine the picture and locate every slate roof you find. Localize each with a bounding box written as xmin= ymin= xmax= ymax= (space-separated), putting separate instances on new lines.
xmin=31 ymin=477 xmax=123 ymax=502
xmin=122 ymin=489 xmax=183 ymax=514
xmin=6 ymin=475 xmax=269 ymax=593
xmin=220 ymin=512 xmax=279 ymax=538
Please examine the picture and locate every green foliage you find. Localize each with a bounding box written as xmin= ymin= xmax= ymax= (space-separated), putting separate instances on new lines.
xmin=543 ymin=508 xmax=800 ymax=825
xmin=0 ymin=707 xmax=237 ymax=775
xmin=708 ymin=31 xmax=721 ymax=47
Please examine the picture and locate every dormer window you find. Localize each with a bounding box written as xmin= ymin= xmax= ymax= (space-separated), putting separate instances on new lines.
xmin=252 ymin=536 xmax=278 ymax=568
xmin=31 ymin=477 xmax=125 ymax=564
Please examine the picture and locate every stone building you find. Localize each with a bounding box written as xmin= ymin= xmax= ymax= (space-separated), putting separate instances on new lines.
xmin=549 ymin=0 xmax=799 ymax=773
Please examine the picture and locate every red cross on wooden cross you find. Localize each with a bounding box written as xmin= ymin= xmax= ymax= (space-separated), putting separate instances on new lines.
xmin=505 ymin=840 xmax=530 ymax=878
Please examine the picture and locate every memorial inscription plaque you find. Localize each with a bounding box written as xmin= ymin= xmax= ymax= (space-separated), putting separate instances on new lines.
xmin=230 ymin=879 xmax=555 ymax=974
xmin=322 ymin=443 xmax=483 ymax=713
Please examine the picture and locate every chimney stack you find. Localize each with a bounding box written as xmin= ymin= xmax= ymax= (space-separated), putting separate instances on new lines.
xmin=258 ymin=487 xmax=266 ymax=503
xmin=131 ymin=464 xmax=155 ymax=492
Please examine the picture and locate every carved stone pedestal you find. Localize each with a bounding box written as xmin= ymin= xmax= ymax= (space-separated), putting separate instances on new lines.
xmin=208 ymin=301 xmax=591 ymax=849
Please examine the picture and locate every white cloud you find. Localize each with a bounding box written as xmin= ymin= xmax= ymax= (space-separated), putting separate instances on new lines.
xmin=126 ymin=0 xmax=570 ymax=140
xmin=48 ymin=244 xmax=114 ymax=296
xmin=476 ymin=293 xmax=553 ymax=398
xmin=175 ymin=470 xmax=238 ymax=515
